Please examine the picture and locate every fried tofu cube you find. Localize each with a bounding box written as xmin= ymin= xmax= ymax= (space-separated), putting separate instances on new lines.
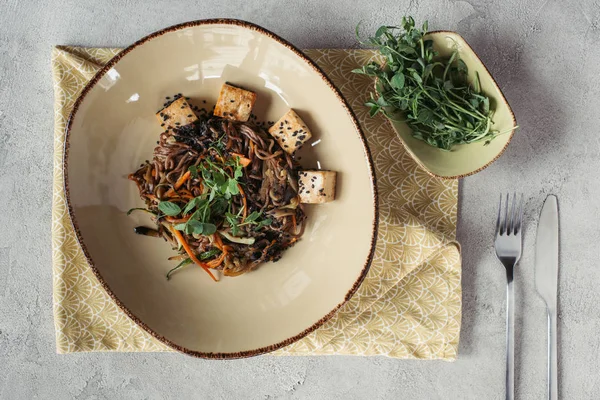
xmin=268 ymin=109 xmax=313 ymax=154
xmin=156 ymin=97 xmax=198 ymax=129
xmin=297 ymin=170 xmax=336 ymax=203
xmin=214 ymin=83 xmax=256 ymax=122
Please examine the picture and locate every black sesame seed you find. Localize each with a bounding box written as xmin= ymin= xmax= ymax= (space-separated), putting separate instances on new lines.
xmin=156 ymin=141 xmax=159 ymax=144
xmin=306 ymin=191 xmax=310 ymax=194
xmin=230 ymin=99 xmax=235 ymax=103
xmin=298 ymin=135 xmax=306 ymax=140
xmin=165 ymin=96 xmax=171 ymax=100
xmin=284 ymin=145 xmax=289 ymax=148
xmin=319 ymin=188 xmax=324 ymax=192
xmin=312 ymin=184 xmax=315 ymax=188
xmin=175 ymin=122 xmax=181 ymax=125
xmin=160 ymin=123 xmax=165 ymax=127
xmin=287 ymin=127 xmax=291 ymax=130
xmin=187 ymin=114 xmax=193 ymax=117
xmin=284 ymin=120 xmax=289 ymax=124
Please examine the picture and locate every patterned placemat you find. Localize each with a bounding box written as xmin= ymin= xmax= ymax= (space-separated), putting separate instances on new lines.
xmin=52 ymin=46 xmax=461 ymax=359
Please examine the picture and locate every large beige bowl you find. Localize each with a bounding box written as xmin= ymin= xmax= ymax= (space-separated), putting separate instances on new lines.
xmin=64 ymin=19 xmax=378 ymax=358
xmin=389 ymin=31 xmax=517 ymax=179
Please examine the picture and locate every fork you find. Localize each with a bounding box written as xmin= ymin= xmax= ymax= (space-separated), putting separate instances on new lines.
xmin=494 ymin=193 xmax=524 ymax=400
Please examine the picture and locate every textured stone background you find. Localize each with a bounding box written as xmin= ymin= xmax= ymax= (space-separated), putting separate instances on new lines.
xmin=1 ymin=0 xmax=599 ymax=398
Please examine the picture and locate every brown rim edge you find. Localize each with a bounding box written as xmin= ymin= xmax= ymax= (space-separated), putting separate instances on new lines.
xmin=62 ymin=19 xmax=379 ymax=359
xmin=383 ymin=30 xmax=518 ymax=180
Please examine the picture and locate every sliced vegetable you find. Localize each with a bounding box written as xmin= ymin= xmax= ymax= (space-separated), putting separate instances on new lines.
xmin=170 ymin=226 xmax=218 ymax=282
xmin=133 ymin=226 xmax=160 ymax=237
xmin=219 ymin=230 xmax=256 ymax=245
xmin=166 ymin=258 xmax=193 ymax=280
xmin=231 ymin=152 xmax=252 ymax=167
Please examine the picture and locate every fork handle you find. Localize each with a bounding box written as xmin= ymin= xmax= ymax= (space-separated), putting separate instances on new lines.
xmin=547 ymin=308 xmax=558 ymax=400
xmin=506 ymin=269 xmax=515 ymax=400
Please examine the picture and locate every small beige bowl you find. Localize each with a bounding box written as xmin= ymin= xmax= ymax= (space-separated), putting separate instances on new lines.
xmin=388 ymin=31 xmax=517 ymax=179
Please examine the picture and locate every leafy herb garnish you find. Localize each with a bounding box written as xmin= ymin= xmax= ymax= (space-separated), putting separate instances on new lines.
xmin=225 ymin=210 xmax=272 ymax=236
xmin=353 ymin=16 xmax=513 ymax=150
xmin=168 ymin=156 xmax=246 ymax=237
xmin=158 ymin=201 xmax=182 ymax=216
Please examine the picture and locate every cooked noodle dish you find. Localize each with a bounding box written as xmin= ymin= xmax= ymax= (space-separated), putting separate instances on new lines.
xmin=128 ymin=83 xmax=337 ymax=281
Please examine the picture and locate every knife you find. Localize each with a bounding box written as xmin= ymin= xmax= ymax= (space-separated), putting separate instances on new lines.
xmin=534 ymin=195 xmax=559 ymax=400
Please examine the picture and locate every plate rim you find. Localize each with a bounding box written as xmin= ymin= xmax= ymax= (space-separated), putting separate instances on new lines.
xmin=62 ymin=18 xmax=379 ymax=358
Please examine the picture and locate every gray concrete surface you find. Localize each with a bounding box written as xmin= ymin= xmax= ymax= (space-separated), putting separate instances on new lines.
xmin=1 ymin=0 xmax=599 ymax=398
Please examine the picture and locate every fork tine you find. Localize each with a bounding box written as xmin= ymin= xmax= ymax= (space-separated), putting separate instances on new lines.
xmin=509 ymin=192 xmax=517 ymax=235
xmin=515 ymin=194 xmax=524 ymax=233
xmin=496 ymin=194 xmax=502 ymax=235
xmin=504 ymin=193 xmax=509 ymax=235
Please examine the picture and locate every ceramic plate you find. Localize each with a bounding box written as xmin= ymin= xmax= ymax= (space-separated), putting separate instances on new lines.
xmin=389 ymin=31 xmax=517 ymax=179
xmin=64 ymin=19 xmax=378 ymax=358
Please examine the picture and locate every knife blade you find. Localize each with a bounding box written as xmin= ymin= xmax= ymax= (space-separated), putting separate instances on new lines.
xmin=534 ymin=194 xmax=559 ymax=400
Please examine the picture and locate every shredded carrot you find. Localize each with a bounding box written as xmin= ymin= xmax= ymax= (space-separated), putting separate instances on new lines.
xmin=207 ymin=252 xmax=226 ymax=268
xmin=169 ymin=227 xmax=218 ymax=282
xmin=167 ymin=193 xmax=193 ymax=200
xmin=164 ymin=171 xmax=192 ymax=198
xmin=166 ymin=215 xmax=190 ymax=223
xmin=237 ymin=184 xmax=248 ymax=219
xmin=231 ymin=152 xmax=252 ymax=167
xmin=205 ymin=234 xmax=228 ymax=268
xmin=213 ymin=233 xmax=224 ymax=250
xmin=175 ymin=170 xmax=192 ymax=189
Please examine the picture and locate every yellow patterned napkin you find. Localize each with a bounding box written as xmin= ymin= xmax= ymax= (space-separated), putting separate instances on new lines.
xmin=52 ymin=46 xmax=461 ymax=359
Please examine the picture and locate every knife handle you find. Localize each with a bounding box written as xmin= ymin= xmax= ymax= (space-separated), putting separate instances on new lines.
xmin=548 ymin=309 xmax=558 ymax=400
